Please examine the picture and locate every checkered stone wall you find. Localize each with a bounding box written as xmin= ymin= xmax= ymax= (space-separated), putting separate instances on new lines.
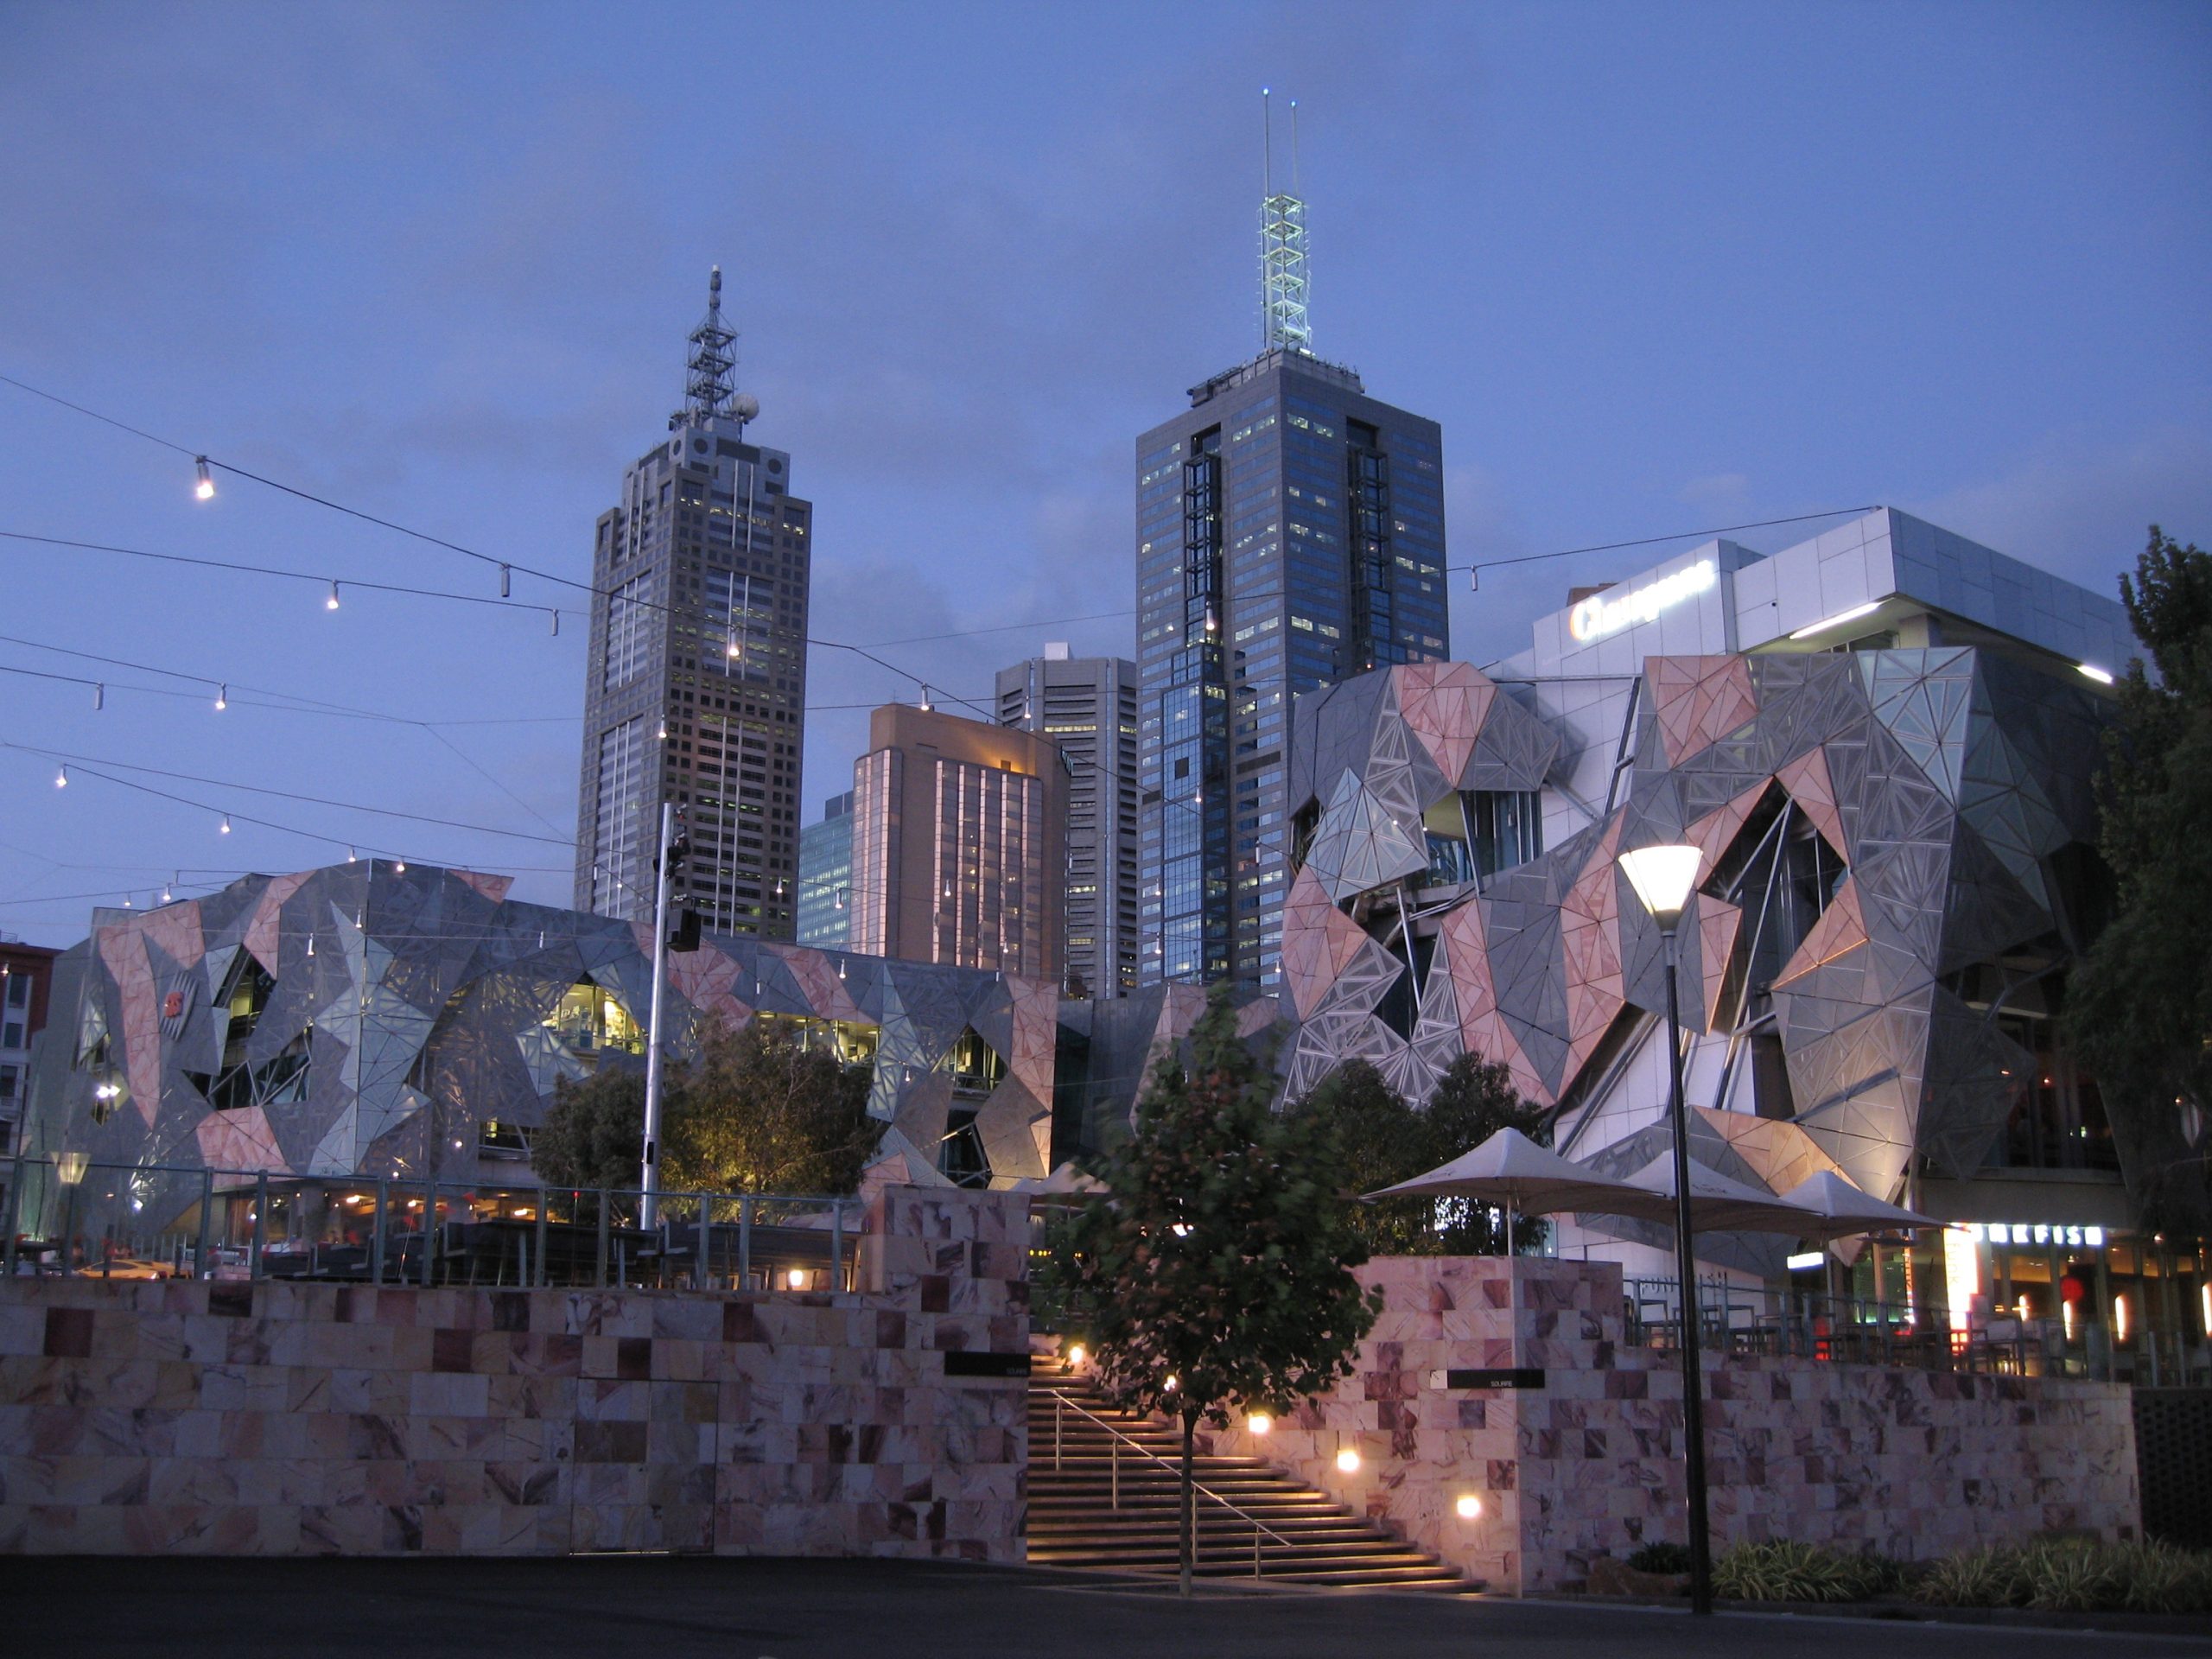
xmin=0 ymin=1187 xmax=1029 ymax=1560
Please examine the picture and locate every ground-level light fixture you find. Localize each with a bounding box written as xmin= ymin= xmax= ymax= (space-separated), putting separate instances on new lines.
xmin=1456 ymin=1495 xmax=1482 ymax=1520
xmin=1335 ymin=1447 xmax=1360 ymax=1474
xmin=1066 ymin=1344 xmax=1085 ymax=1368
xmin=1247 ymin=1412 xmax=1272 ymax=1435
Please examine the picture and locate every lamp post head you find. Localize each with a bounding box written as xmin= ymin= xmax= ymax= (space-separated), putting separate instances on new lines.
xmin=1618 ymin=844 xmax=1702 ymax=931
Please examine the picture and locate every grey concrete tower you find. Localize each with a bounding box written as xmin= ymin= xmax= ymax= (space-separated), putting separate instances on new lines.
xmin=1135 ymin=118 xmax=1449 ymax=992
xmin=573 ymin=268 xmax=811 ymax=936
xmin=997 ymin=646 xmax=1141 ymax=998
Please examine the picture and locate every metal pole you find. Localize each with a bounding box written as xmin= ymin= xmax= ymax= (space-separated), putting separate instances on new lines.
xmin=195 ymin=1168 xmax=213 ymax=1280
xmin=1054 ymin=1395 xmax=1062 ymax=1471
xmin=535 ymin=1198 xmax=550 ymax=1289
xmin=2 ymin=1154 xmax=22 ymax=1278
xmin=831 ymin=1200 xmax=844 ymax=1292
xmin=422 ymin=1182 xmax=436 ymax=1288
xmin=696 ymin=1194 xmax=711 ymax=1290
xmin=251 ymin=1172 xmax=269 ymax=1282
xmin=595 ymin=1190 xmax=610 ymax=1289
xmin=739 ymin=1196 xmax=752 ymax=1288
xmin=1663 ymin=939 xmax=1714 ymax=1617
xmin=372 ymin=1177 xmax=388 ymax=1286
xmin=639 ymin=801 xmax=676 ymax=1231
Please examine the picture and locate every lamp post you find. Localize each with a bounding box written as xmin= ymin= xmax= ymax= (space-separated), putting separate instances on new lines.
xmin=1617 ymin=843 xmax=1713 ymax=1618
xmin=56 ymin=1150 xmax=90 ymax=1277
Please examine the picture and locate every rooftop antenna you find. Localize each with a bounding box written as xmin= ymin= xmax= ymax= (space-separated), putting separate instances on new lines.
xmin=1260 ymin=91 xmax=1312 ymax=356
xmin=677 ymin=264 xmax=744 ymax=429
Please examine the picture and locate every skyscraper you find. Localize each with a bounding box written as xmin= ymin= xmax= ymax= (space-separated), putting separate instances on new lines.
xmin=1135 ymin=114 xmax=1450 ymax=991
xmin=573 ymin=269 xmax=811 ymax=937
xmin=796 ymin=790 xmax=854 ymax=949
xmin=996 ymin=645 xmax=1141 ymax=998
xmin=848 ymin=704 xmax=1067 ymax=982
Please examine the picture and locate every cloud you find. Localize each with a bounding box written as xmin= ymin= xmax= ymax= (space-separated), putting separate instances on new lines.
xmin=1678 ymin=471 xmax=1751 ymax=505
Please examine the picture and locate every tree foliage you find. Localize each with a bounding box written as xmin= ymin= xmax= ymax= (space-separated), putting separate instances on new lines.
xmin=1294 ymin=1052 xmax=1550 ymax=1255
xmin=531 ymin=1065 xmax=646 ymax=1191
xmin=2069 ymin=526 xmax=2212 ymax=1230
xmin=1058 ymin=988 xmax=1382 ymax=1592
xmin=529 ymin=1018 xmax=874 ymax=1198
xmin=664 ymin=1017 xmax=875 ymax=1196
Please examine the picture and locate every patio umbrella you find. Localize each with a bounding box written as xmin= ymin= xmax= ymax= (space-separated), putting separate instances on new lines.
xmin=1617 ymin=1154 xmax=1826 ymax=1236
xmin=1008 ymin=1161 xmax=1107 ymax=1197
xmin=1364 ymin=1127 xmax=1675 ymax=1224
xmin=1773 ymin=1170 xmax=1941 ymax=1241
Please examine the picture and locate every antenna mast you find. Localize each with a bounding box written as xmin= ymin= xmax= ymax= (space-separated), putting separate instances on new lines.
xmin=1260 ymin=92 xmax=1311 ymax=356
xmin=680 ymin=265 xmax=739 ymax=426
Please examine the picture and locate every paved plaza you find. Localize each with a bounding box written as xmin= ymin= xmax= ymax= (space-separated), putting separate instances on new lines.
xmin=7 ymin=1556 xmax=2208 ymax=1659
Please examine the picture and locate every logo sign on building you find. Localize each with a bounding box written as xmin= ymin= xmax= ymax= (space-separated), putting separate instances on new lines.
xmin=1567 ymin=558 xmax=1718 ymax=643
xmin=1965 ymin=1223 xmax=2107 ymax=1249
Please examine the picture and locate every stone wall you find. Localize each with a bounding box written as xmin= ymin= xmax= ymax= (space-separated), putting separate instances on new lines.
xmin=0 ymin=1186 xmax=1028 ymax=1559
xmin=1201 ymin=1255 xmax=2139 ymax=1594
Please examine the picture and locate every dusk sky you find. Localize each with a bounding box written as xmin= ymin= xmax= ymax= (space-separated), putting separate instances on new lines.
xmin=3 ymin=1 xmax=2207 ymax=946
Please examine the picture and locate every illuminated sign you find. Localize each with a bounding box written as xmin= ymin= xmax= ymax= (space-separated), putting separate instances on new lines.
xmin=1567 ymin=558 xmax=1717 ymax=643
xmin=1964 ymin=1223 xmax=2106 ymax=1249
xmin=1784 ymin=1250 xmax=1825 ymax=1271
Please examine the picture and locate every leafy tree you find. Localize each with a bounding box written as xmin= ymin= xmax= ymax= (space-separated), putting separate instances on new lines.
xmin=664 ymin=1017 xmax=875 ymax=1195
xmin=1060 ymin=988 xmax=1382 ymax=1594
xmin=2069 ymin=527 xmax=2212 ymax=1231
xmin=1294 ymin=1052 xmax=1548 ymax=1255
xmin=531 ymin=1065 xmax=646 ymax=1191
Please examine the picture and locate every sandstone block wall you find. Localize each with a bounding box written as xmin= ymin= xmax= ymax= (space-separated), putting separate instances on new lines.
xmin=1202 ymin=1255 xmax=2139 ymax=1593
xmin=0 ymin=1186 xmax=1030 ymax=1560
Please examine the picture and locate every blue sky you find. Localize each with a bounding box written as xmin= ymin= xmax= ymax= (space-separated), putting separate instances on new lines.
xmin=2 ymin=1 xmax=2207 ymax=944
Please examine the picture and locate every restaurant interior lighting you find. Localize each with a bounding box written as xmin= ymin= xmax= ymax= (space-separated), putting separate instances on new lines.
xmin=786 ymin=1268 xmax=806 ymax=1290
xmin=1789 ymin=601 xmax=1881 ymax=641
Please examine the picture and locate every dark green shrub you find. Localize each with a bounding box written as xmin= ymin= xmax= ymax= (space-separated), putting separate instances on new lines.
xmin=1626 ymin=1541 xmax=1691 ymax=1574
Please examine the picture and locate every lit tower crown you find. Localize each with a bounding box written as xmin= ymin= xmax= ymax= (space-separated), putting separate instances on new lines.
xmin=680 ymin=264 xmax=740 ymax=424
xmin=1260 ymin=90 xmax=1311 ymax=355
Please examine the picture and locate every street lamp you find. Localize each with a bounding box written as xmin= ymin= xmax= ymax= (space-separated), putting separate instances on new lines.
xmin=1616 ymin=842 xmax=1713 ymax=1618
xmin=56 ymin=1151 xmax=91 ymax=1277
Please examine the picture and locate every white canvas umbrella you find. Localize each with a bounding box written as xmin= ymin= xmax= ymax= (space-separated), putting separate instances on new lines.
xmin=1618 ymin=1153 xmax=1826 ymax=1236
xmin=1774 ymin=1170 xmax=1940 ymax=1241
xmin=1364 ymin=1126 xmax=1675 ymax=1224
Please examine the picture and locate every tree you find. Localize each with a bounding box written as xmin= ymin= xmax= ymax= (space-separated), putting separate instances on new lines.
xmin=2068 ymin=527 xmax=2212 ymax=1231
xmin=531 ymin=1065 xmax=646 ymax=1191
xmin=1294 ymin=1052 xmax=1548 ymax=1255
xmin=1060 ymin=988 xmax=1382 ymax=1595
xmin=664 ymin=1017 xmax=875 ymax=1195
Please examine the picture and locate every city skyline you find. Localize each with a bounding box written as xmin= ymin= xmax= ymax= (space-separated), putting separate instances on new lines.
xmin=2 ymin=4 xmax=2208 ymax=943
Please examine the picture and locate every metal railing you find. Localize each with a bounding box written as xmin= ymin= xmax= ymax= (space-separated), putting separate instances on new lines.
xmin=1046 ymin=1382 xmax=1295 ymax=1580
xmin=1 ymin=1155 xmax=854 ymax=1293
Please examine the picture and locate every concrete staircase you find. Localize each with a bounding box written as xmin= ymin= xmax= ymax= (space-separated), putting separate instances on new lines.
xmin=1026 ymin=1370 xmax=1476 ymax=1592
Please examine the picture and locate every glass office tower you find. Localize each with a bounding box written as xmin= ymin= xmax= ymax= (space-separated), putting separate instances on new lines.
xmin=1135 ymin=347 xmax=1449 ymax=990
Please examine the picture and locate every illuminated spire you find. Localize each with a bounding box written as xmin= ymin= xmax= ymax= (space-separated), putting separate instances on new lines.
xmin=682 ymin=265 xmax=739 ymax=423
xmin=1261 ymin=91 xmax=1311 ymax=355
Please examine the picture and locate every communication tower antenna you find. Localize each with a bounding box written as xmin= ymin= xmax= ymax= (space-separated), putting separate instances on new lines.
xmin=1260 ymin=91 xmax=1312 ymax=355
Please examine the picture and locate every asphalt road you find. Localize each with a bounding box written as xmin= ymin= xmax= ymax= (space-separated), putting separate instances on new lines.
xmin=6 ymin=1556 xmax=2208 ymax=1658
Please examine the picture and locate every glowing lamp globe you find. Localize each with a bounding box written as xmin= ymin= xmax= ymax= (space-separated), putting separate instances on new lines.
xmin=1617 ymin=844 xmax=1702 ymax=928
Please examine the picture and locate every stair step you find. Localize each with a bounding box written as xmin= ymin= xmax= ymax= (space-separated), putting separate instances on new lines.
xmin=1020 ymin=1370 xmax=1477 ymax=1595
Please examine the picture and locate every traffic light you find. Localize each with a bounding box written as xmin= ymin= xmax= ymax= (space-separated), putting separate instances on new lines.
xmin=668 ymin=906 xmax=701 ymax=954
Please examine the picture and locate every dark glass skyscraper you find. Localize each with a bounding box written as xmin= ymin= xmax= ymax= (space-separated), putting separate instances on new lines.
xmin=1135 ymin=335 xmax=1448 ymax=989
xmin=573 ymin=269 xmax=810 ymax=936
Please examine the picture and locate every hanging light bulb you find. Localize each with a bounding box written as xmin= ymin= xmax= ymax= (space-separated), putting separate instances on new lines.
xmin=499 ymin=564 xmax=511 ymax=599
xmin=123 ymin=893 xmax=133 ymax=908
xmin=92 ymin=683 xmax=104 ymax=711
xmin=306 ymin=935 xmax=315 ymax=958
xmin=214 ymin=683 xmax=227 ymax=712
xmin=346 ymin=846 xmax=357 ymax=863
xmin=54 ymin=765 xmax=67 ymax=788
xmin=219 ymin=813 xmax=232 ymax=835
xmin=394 ymin=858 xmax=406 ymax=874
xmin=549 ymin=610 xmax=560 ymax=636
xmin=657 ymin=720 xmax=668 ymax=741
xmin=326 ymin=582 xmax=340 ymax=611
xmin=194 ymin=457 xmax=215 ymax=501
xmin=918 ymin=684 xmax=932 ymax=712
xmin=162 ymin=879 xmax=173 ymax=903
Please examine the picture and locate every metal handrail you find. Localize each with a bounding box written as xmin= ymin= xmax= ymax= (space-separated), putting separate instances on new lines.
xmin=1049 ymin=1382 xmax=1296 ymax=1580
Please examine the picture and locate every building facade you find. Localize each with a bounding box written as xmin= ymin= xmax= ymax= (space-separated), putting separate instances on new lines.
xmin=995 ymin=646 xmax=1140 ymax=998
xmin=848 ymin=705 xmax=1067 ymax=984
xmin=1279 ymin=507 xmax=2208 ymax=1366
xmin=795 ymin=791 xmax=854 ymax=949
xmin=1136 ymin=327 xmax=1449 ymax=994
xmin=573 ymin=268 xmax=810 ymax=939
xmin=22 ymin=860 xmax=1069 ymax=1227
xmin=0 ymin=940 xmax=59 ymax=1223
